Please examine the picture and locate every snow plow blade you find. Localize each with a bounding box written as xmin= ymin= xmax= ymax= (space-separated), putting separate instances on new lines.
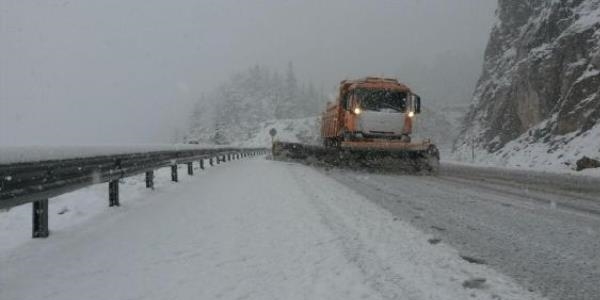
xmin=272 ymin=141 xmax=440 ymax=174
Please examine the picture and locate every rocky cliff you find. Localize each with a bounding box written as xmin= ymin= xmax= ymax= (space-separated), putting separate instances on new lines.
xmin=454 ymin=0 xmax=600 ymax=169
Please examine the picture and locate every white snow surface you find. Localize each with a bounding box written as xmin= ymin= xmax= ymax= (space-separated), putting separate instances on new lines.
xmin=234 ymin=117 xmax=322 ymax=148
xmin=0 ymin=157 xmax=544 ymax=300
xmin=453 ymin=121 xmax=600 ymax=176
xmin=0 ymin=144 xmax=225 ymax=164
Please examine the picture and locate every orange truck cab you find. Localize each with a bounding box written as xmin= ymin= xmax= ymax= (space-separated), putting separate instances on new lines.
xmin=321 ymin=77 xmax=421 ymax=147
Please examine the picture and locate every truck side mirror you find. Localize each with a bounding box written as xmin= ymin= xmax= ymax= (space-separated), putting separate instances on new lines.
xmin=415 ymin=95 xmax=421 ymax=114
xmin=340 ymin=95 xmax=347 ymax=110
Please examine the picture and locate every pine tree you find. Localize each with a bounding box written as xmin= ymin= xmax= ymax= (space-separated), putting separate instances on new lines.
xmin=282 ymin=61 xmax=299 ymax=118
xmin=188 ymin=63 xmax=332 ymax=144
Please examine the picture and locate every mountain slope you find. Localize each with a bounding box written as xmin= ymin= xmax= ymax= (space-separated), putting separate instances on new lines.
xmin=186 ymin=65 xmax=328 ymax=145
xmin=454 ymin=0 xmax=600 ymax=170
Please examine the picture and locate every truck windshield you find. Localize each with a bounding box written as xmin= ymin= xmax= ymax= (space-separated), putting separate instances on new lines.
xmin=355 ymin=88 xmax=407 ymax=113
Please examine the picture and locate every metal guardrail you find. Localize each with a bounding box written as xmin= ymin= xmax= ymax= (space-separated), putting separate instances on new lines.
xmin=0 ymin=147 xmax=268 ymax=238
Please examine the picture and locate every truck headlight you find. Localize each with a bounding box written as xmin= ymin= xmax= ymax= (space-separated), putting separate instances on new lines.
xmin=354 ymin=108 xmax=362 ymax=115
xmin=408 ymin=111 xmax=415 ymax=118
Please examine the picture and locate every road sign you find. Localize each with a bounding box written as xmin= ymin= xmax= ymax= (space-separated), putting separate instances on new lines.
xmin=269 ymin=128 xmax=277 ymax=144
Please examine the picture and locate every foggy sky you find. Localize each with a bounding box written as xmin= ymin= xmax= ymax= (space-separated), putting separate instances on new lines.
xmin=0 ymin=0 xmax=496 ymax=146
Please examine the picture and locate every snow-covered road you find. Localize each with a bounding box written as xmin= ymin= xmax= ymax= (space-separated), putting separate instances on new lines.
xmin=330 ymin=168 xmax=600 ymax=300
xmin=1 ymin=157 xmax=543 ymax=300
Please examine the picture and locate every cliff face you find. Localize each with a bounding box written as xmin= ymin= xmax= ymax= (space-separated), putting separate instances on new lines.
xmin=454 ymin=0 xmax=600 ymax=169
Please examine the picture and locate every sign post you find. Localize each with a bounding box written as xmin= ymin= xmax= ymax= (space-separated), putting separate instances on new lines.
xmin=269 ymin=128 xmax=277 ymax=144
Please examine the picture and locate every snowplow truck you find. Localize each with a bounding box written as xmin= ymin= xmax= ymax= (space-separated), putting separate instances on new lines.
xmin=273 ymin=77 xmax=440 ymax=174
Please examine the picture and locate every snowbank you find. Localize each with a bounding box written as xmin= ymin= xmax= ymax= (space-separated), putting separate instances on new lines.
xmin=452 ymin=121 xmax=600 ymax=175
xmin=0 ymin=163 xmax=194 ymax=253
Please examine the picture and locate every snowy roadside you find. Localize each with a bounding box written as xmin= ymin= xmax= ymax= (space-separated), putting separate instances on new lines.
xmin=441 ymin=159 xmax=600 ymax=178
xmin=1 ymin=158 xmax=544 ymax=300
xmin=450 ymin=122 xmax=600 ymax=176
xmin=0 ymin=163 xmax=202 ymax=254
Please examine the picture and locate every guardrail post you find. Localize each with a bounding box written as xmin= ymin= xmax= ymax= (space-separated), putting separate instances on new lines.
xmin=216 ymin=156 xmax=220 ymax=164
xmin=109 ymin=180 xmax=119 ymax=207
xmin=32 ymin=199 xmax=49 ymax=238
xmin=187 ymin=162 xmax=193 ymax=175
xmin=227 ymin=154 xmax=231 ymax=161
xmin=200 ymin=159 xmax=204 ymax=170
xmin=171 ymin=165 xmax=178 ymax=182
xmin=145 ymin=171 xmax=154 ymax=189
xmin=222 ymin=155 xmax=226 ymax=162
xmin=209 ymin=157 xmax=214 ymax=166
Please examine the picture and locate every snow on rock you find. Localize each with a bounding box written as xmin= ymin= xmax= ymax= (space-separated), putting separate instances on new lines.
xmin=454 ymin=119 xmax=600 ymax=174
xmin=454 ymin=0 xmax=600 ymax=172
xmin=0 ymin=158 xmax=544 ymax=300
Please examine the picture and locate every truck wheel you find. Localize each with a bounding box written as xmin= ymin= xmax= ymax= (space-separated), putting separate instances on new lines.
xmin=427 ymin=144 xmax=440 ymax=160
xmin=334 ymin=138 xmax=342 ymax=149
xmin=342 ymin=131 xmax=356 ymax=142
